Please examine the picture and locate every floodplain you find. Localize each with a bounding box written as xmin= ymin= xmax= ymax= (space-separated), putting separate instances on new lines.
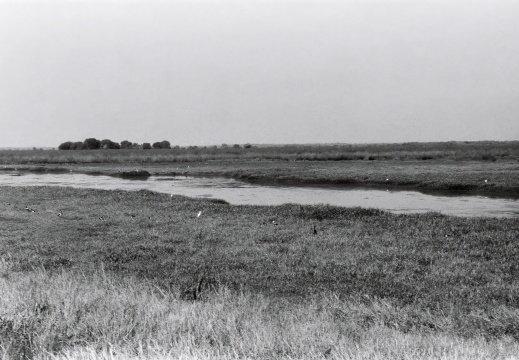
xmin=1 ymin=141 xmax=519 ymax=359
xmin=2 ymin=141 xmax=519 ymax=197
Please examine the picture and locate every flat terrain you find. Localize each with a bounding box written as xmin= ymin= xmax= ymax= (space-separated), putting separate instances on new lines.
xmin=1 ymin=142 xmax=518 ymax=358
xmin=1 ymin=185 xmax=519 ymax=359
xmin=2 ymin=142 xmax=519 ymax=197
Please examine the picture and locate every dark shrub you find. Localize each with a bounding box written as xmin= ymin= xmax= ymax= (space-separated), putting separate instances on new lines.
xmin=206 ymin=198 xmax=229 ymax=205
xmin=71 ymin=142 xmax=85 ymax=150
xmin=152 ymin=141 xmax=171 ymax=149
xmin=83 ymin=138 xmax=101 ymax=150
xmin=119 ymin=170 xmax=151 ymax=179
xmin=58 ymin=141 xmax=73 ymax=150
xmin=101 ymin=139 xmax=120 ymax=149
xmin=120 ymin=140 xmax=132 ymax=149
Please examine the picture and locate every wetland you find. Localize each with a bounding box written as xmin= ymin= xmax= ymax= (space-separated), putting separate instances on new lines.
xmin=1 ymin=142 xmax=519 ymax=359
xmin=1 ymin=172 xmax=517 ymax=218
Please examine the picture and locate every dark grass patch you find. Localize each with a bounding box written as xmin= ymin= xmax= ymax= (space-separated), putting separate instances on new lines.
xmin=444 ymin=184 xmax=476 ymax=191
xmin=118 ymin=170 xmax=151 ymax=179
xmin=27 ymin=166 xmax=71 ymax=174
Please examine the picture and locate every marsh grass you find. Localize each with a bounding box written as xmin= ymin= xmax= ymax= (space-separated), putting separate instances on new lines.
xmin=1 ymin=141 xmax=518 ymax=165
xmin=1 ymin=185 xmax=519 ymax=358
xmin=2 ymin=267 xmax=519 ymax=360
xmin=2 ymin=144 xmax=518 ymax=198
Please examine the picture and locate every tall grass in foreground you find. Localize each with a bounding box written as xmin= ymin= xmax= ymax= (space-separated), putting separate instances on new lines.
xmin=2 ymin=266 xmax=519 ymax=360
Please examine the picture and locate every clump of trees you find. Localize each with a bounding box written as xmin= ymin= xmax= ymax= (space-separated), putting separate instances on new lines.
xmin=58 ymin=138 xmax=255 ymax=151
xmin=152 ymin=140 xmax=171 ymax=149
xmin=100 ymin=139 xmax=120 ymax=149
xmin=58 ymin=138 xmax=172 ymax=150
xmin=58 ymin=141 xmax=86 ymax=150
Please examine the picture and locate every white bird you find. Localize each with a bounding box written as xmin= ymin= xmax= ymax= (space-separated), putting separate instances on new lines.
xmin=58 ymin=211 xmax=62 ymax=217
xmin=197 ymin=211 xmax=202 ymax=217
xmin=485 ymin=179 xmax=488 ymax=183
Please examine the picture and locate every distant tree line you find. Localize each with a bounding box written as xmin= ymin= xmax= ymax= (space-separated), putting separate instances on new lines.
xmin=58 ymin=138 xmax=171 ymax=150
xmin=58 ymin=139 xmax=254 ymax=151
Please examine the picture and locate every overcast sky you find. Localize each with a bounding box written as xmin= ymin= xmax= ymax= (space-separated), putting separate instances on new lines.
xmin=1 ymin=0 xmax=518 ymax=147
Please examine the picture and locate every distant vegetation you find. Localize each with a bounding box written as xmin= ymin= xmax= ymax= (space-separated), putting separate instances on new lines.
xmin=58 ymin=138 xmax=176 ymax=150
xmin=3 ymin=141 xmax=518 ymax=165
xmin=151 ymin=140 xmax=171 ymax=149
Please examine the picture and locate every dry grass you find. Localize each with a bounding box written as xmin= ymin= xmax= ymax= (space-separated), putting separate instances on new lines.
xmin=2 ymin=267 xmax=519 ymax=360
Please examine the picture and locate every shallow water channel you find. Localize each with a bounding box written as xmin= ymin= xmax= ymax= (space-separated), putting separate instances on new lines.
xmin=1 ymin=172 xmax=518 ymax=218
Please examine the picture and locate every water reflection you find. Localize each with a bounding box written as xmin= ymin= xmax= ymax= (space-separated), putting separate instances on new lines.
xmin=1 ymin=172 xmax=518 ymax=218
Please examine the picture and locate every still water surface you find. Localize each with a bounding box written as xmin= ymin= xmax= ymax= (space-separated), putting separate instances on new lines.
xmin=1 ymin=172 xmax=518 ymax=218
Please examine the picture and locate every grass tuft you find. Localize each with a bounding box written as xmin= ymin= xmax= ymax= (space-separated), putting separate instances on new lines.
xmin=2 ymin=268 xmax=519 ymax=359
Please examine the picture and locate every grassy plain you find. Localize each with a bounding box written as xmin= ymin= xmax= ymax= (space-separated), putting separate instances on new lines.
xmin=2 ymin=141 xmax=518 ymax=164
xmin=1 ymin=185 xmax=519 ymax=359
xmin=1 ymin=141 xmax=519 ymax=197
